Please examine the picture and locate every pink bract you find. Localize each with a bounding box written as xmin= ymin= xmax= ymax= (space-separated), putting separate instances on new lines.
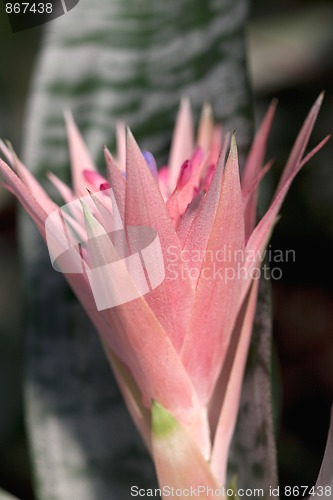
xmin=0 ymin=95 xmax=329 ymax=492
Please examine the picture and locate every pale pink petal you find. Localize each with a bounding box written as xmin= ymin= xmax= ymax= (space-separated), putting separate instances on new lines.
xmin=165 ymin=189 xmax=182 ymax=228
xmin=299 ymin=135 xmax=331 ymax=169
xmin=242 ymin=101 xmax=277 ymax=236
xmin=179 ymin=134 xmax=230 ymax=280
xmin=47 ymin=172 xmax=75 ymax=204
xmin=179 ymin=153 xmax=224 ymax=277
xmin=0 ymin=158 xmax=54 ymax=235
xmin=104 ymin=147 xmax=129 ymax=256
xmin=88 ymin=191 xmax=117 ymax=235
xmin=65 ymin=111 xmax=97 ymax=195
xmin=197 ymin=102 xmax=214 ymax=153
xmin=166 ymin=160 xmax=198 ymax=228
xmin=116 ymin=120 xmax=126 ymax=172
xmin=211 ymin=281 xmax=259 ymax=485
xmin=105 ymin=300 xmax=211 ymax=458
xmin=48 ymin=170 xmax=101 ymax=250
xmin=242 ymin=100 xmax=277 ymax=192
xmin=236 ymin=118 xmax=329 ymax=332
xmin=209 ymin=125 xmax=223 ymax=167
xmin=177 ymin=192 xmax=204 ymax=246
xmin=81 ymin=205 xmax=210 ymax=457
xmin=276 ymin=92 xmax=324 ymax=192
xmin=157 ymin=167 xmax=169 ymax=201
xmin=104 ymin=146 xmax=126 ymax=222
xmin=168 ymin=98 xmax=194 ymax=194
xmin=125 ymin=129 xmax=195 ymax=351
xmin=0 ymin=140 xmax=57 ymax=215
xmin=246 ymin=136 xmax=330 ymax=274
xmin=242 ymin=160 xmax=273 ymax=203
xmin=242 ymin=160 xmax=274 ymax=243
xmin=235 ymin=136 xmax=330 ymax=327
xmin=180 ymin=137 xmax=245 ymax=403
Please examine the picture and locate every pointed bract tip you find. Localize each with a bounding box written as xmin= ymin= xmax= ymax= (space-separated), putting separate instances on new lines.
xmin=200 ymin=101 xmax=213 ymax=119
xmin=63 ymin=108 xmax=74 ymax=126
xmin=0 ymin=139 xmax=14 ymax=159
xmin=4 ymin=139 xmax=13 ymax=150
xmin=2 ymin=139 xmax=14 ymax=155
xmin=2 ymin=140 xmax=19 ymax=171
xmin=230 ymin=133 xmax=238 ymax=158
xmin=318 ymin=90 xmax=325 ymax=104
xmin=180 ymin=96 xmax=191 ymax=112
xmin=152 ymin=401 xmax=178 ymax=438
xmin=125 ymin=125 xmax=135 ymax=145
xmin=103 ymin=145 xmax=113 ymax=160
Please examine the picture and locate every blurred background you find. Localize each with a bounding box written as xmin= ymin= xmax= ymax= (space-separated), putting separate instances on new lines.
xmin=0 ymin=0 xmax=333 ymax=498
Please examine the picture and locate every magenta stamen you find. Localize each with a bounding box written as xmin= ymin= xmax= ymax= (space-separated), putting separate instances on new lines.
xmin=178 ymin=160 xmax=192 ymax=188
xmin=100 ymin=182 xmax=110 ymax=191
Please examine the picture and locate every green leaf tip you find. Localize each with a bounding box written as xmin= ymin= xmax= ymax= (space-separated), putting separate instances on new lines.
xmin=151 ymin=400 xmax=178 ymax=438
xmin=226 ymin=476 xmax=240 ymax=500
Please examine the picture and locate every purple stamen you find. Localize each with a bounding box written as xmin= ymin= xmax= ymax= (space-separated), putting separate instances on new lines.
xmin=143 ymin=151 xmax=158 ymax=179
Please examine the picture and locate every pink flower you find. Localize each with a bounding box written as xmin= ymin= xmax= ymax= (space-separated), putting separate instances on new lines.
xmin=0 ymin=95 xmax=328 ymax=494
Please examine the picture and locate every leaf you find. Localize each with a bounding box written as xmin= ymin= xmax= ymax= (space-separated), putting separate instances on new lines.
xmin=23 ymin=0 xmax=252 ymax=169
xmin=19 ymin=0 xmax=253 ymax=498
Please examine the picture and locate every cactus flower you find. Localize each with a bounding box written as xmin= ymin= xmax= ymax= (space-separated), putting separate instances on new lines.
xmin=0 ymin=95 xmax=330 ymax=496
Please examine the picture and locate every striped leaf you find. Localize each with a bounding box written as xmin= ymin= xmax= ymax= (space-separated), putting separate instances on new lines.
xmin=23 ymin=0 xmax=252 ymax=170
